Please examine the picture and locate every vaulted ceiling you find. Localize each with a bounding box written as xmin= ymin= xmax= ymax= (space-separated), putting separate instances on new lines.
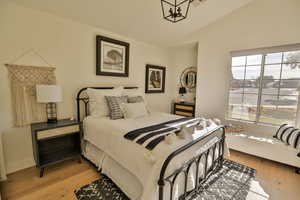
xmin=11 ymin=0 xmax=253 ymax=47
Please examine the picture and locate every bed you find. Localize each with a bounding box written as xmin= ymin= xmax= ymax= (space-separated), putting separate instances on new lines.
xmin=76 ymin=87 xmax=227 ymax=200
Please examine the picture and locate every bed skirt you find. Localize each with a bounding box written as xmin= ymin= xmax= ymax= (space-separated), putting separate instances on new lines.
xmin=82 ymin=140 xmax=143 ymax=199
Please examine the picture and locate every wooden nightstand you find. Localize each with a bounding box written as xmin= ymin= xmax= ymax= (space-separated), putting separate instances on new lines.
xmin=173 ymin=102 xmax=195 ymax=117
xmin=31 ymin=119 xmax=82 ymax=177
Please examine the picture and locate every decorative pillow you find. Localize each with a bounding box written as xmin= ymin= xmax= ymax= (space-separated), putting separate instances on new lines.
xmin=87 ymin=87 xmax=123 ymax=118
xmin=274 ymin=124 xmax=300 ymax=149
xmin=105 ymin=96 xmax=128 ymax=120
xmin=121 ymin=102 xmax=148 ymax=119
xmin=123 ymin=88 xmax=151 ymax=113
xmin=274 ymin=124 xmax=290 ymax=140
xmin=128 ymin=96 xmax=144 ymax=103
xmin=288 ymin=129 xmax=300 ymax=148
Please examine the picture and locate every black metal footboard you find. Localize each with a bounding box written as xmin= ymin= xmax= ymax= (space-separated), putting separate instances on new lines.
xmin=158 ymin=126 xmax=225 ymax=200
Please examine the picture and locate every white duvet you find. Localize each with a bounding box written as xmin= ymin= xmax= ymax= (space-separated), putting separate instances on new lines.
xmin=83 ymin=112 xmax=227 ymax=200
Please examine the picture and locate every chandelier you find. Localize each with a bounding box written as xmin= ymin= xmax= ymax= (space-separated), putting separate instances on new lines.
xmin=161 ymin=0 xmax=205 ymax=23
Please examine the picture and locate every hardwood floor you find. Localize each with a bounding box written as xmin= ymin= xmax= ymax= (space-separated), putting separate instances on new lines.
xmin=228 ymin=150 xmax=300 ymax=200
xmin=0 ymin=159 xmax=100 ymax=200
xmin=0 ymin=150 xmax=299 ymax=200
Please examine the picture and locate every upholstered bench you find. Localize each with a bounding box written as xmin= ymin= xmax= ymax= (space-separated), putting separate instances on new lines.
xmin=226 ymin=131 xmax=300 ymax=173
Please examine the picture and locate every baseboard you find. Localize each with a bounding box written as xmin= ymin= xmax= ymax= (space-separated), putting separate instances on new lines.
xmin=6 ymin=158 xmax=35 ymax=174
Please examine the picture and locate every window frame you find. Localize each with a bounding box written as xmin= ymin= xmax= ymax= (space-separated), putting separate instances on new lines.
xmin=228 ymin=49 xmax=300 ymax=126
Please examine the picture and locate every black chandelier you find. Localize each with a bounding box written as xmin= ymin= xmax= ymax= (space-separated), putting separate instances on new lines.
xmin=161 ymin=0 xmax=204 ymax=23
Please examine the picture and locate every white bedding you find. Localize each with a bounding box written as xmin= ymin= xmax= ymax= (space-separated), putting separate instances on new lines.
xmin=83 ymin=142 xmax=143 ymax=199
xmin=83 ymin=112 xmax=227 ymax=200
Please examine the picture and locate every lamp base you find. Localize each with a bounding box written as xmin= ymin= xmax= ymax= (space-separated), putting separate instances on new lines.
xmin=47 ymin=118 xmax=58 ymax=124
xmin=46 ymin=103 xmax=58 ymax=124
xmin=179 ymin=95 xmax=185 ymax=103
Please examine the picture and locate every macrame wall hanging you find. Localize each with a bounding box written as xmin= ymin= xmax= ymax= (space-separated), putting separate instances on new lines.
xmin=5 ymin=49 xmax=57 ymax=127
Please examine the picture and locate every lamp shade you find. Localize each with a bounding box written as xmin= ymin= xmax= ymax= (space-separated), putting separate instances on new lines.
xmin=36 ymin=85 xmax=62 ymax=103
xmin=179 ymin=87 xmax=187 ymax=94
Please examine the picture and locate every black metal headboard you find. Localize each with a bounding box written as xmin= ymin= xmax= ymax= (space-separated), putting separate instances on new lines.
xmin=76 ymin=86 xmax=138 ymax=122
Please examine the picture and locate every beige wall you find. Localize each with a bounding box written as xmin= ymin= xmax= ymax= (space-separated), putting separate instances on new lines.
xmin=193 ymin=0 xmax=300 ymax=135
xmin=0 ymin=2 xmax=178 ymax=173
xmin=169 ymin=44 xmax=198 ymax=104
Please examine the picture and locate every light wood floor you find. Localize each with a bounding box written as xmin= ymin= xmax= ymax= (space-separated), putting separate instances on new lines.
xmin=1 ymin=150 xmax=300 ymax=200
xmin=228 ymin=150 xmax=300 ymax=200
xmin=0 ymin=159 xmax=100 ymax=200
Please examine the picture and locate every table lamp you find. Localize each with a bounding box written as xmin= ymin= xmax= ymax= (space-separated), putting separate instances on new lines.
xmin=179 ymin=86 xmax=187 ymax=103
xmin=36 ymin=85 xmax=62 ymax=123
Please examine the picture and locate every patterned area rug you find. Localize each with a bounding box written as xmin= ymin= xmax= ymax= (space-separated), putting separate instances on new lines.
xmin=75 ymin=159 xmax=256 ymax=200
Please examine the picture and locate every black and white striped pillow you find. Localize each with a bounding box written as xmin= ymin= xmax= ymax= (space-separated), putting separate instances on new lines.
xmin=274 ymin=124 xmax=300 ymax=149
xmin=105 ymin=96 xmax=128 ymax=120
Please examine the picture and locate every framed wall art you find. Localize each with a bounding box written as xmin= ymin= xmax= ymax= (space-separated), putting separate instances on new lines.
xmin=145 ymin=64 xmax=166 ymax=93
xmin=96 ymin=35 xmax=130 ymax=77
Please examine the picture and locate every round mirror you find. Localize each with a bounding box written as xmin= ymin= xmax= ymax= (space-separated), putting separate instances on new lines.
xmin=180 ymin=67 xmax=197 ymax=89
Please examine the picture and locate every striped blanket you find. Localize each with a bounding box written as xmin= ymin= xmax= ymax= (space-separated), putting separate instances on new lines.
xmin=124 ymin=117 xmax=199 ymax=150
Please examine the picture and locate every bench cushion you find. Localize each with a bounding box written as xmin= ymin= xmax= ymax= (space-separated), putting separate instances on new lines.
xmin=227 ymin=132 xmax=300 ymax=168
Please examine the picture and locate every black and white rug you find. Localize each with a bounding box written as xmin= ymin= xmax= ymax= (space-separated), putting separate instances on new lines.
xmin=75 ymin=159 xmax=257 ymax=200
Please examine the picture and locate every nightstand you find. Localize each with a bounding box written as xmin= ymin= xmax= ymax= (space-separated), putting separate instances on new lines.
xmin=173 ymin=102 xmax=195 ymax=117
xmin=31 ymin=119 xmax=82 ymax=177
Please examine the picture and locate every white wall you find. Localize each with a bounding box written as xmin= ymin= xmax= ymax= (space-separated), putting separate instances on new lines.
xmin=193 ymin=0 xmax=300 ymax=136
xmin=169 ymin=44 xmax=198 ymax=104
xmin=0 ymin=2 xmax=176 ymax=173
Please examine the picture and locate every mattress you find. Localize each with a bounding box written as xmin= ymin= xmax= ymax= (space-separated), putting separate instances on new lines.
xmin=83 ymin=112 xmax=226 ymax=200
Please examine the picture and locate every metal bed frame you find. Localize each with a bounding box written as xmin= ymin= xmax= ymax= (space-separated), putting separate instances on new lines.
xmin=76 ymin=87 xmax=225 ymax=200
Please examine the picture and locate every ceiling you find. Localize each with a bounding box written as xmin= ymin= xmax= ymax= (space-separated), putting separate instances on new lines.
xmin=11 ymin=0 xmax=253 ymax=47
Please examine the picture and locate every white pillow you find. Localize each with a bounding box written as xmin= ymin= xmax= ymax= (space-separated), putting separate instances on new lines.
xmin=121 ymin=102 xmax=149 ymax=119
xmin=87 ymin=87 xmax=123 ymax=117
xmin=122 ymin=88 xmax=145 ymax=99
xmin=122 ymin=88 xmax=149 ymax=110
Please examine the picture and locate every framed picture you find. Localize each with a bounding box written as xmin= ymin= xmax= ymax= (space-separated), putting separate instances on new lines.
xmin=145 ymin=64 xmax=166 ymax=93
xmin=96 ymin=35 xmax=130 ymax=77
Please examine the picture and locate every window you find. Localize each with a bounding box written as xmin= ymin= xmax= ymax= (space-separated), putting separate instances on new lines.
xmin=228 ymin=49 xmax=300 ymax=126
